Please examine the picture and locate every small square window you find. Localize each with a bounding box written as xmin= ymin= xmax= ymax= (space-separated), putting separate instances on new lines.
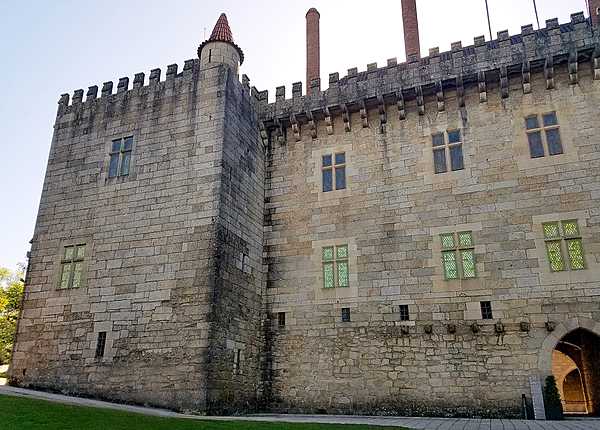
xmin=525 ymin=116 xmax=539 ymax=130
xmin=95 ymin=332 xmax=107 ymax=358
xmin=277 ymin=312 xmax=286 ymax=328
xmin=542 ymin=112 xmax=558 ymax=127
xmin=322 ymin=154 xmax=332 ymax=167
xmin=399 ymin=305 xmax=410 ymax=321
xmin=335 ymin=153 xmax=346 ymax=165
xmin=432 ymin=133 xmax=445 ymax=147
xmin=447 ymin=130 xmax=461 ymax=144
xmin=341 ymin=307 xmax=351 ymax=322
xmin=480 ymin=301 xmax=493 ymax=320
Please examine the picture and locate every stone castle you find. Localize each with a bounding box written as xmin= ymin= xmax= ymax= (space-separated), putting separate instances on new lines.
xmin=9 ymin=1 xmax=600 ymax=419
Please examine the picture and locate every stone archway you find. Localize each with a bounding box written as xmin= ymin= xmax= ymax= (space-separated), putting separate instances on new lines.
xmin=538 ymin=318 xmax=600 ymax=416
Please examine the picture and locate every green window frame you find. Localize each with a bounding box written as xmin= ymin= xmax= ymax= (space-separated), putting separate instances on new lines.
xmin=543 ymin=220 xmax=585 ymax=272
xmin=322 ymin=245 xmax=349 ymax=288
xmin=59 ymin=244 xmax=86 ymax=289
xmin=440 ymin=231 xmax=476 ymax=280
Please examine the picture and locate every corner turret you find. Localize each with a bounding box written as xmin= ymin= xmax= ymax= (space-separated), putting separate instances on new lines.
xmin=198 ymin=13 xmax=244 ymax=74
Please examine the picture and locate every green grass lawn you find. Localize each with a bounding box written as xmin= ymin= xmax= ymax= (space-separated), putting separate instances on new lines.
xmin=0 ymin=395 xmax=402 ymax=430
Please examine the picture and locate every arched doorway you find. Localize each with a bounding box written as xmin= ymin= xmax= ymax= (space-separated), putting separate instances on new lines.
xmin=550 ymin=328 xmax=600 ymax=415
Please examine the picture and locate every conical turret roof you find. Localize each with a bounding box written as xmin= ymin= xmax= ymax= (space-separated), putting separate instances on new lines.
xmin=209 ymin=13 xmax=234 ymax=43
xmin=198 ymin=13 xmax=244 ymax=65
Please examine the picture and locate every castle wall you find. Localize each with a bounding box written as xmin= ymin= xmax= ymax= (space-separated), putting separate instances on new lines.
xmin=9 ymin=61 xmax=248 ymax=411
xmin=264 ymin=64 xmax=600 ymax=417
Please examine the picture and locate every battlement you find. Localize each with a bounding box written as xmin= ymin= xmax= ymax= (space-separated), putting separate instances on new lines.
xmin=56 ymin=59 xmax=264 ymax=118
xmin=260 ymin=12 xmax=600 ymax=140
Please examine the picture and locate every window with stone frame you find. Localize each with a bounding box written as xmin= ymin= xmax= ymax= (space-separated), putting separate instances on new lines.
xmin=277 ymin=312 xmax=286 ymax=328
xmin=59 ymin=244 xmax=86 ymax=289
xmin=399 ymin=305 xmax=410 ymax=321
xmin=543 ymin=220 xmax=586 ymax=272
xmin=108 ymin=136 xmax=133 ymax=178
xmin=322 ymin=245 xmax=349 ymax=289
xmin=440 ymin=231 xmax=476 ymax=280
xmin=432 ymin=130 xmax=464 ymax=174
xmin=322 ymin=152 xmax=346 ymax=192
xmin=480 ymin=301 xmax=493 ymax=320
xmin=341 ymin=307 xmax=351 ymax=322
xmin=95 ymin=332 xmax=107 ymax=358
xmin=525 ymin=112 xmax=563 ymax=158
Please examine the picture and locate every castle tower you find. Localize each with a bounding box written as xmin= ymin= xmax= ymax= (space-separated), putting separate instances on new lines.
xmin=198 ymin=13 xmax=244 ymax=74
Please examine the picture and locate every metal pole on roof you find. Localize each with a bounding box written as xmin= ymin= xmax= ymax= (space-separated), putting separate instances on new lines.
xmin=533 ymin=0 xmax=541 ymax=29
xmin=485 ymin=0 xmax=493 ymax=40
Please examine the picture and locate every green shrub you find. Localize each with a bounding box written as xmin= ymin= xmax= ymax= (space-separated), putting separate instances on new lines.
xmin=543 ymin=375 xmax=564 ymax=420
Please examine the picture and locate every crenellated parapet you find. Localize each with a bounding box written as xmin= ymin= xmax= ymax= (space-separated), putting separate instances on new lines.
xmin=55 ymin=59 xmax=264 ymax=119
xmin=259 ymin=12 xmax=600 ymax=141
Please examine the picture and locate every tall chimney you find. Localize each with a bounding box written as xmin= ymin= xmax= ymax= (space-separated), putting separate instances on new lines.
xmin=591 ymin=0 xmax=600 ymax=26
xmin=401 ymin=0 xmax=421 ymax=61
xmin=306 ymin=8 xmax=321 ymax=95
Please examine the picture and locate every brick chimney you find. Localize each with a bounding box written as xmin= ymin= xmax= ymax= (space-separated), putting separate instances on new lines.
xmin=401 ymin=0 xmax=420 ymax=61
xmin=306 ymin=8 xmax=320 ymax=95
xmin=591 ymin=0 xmax=600 ymax=26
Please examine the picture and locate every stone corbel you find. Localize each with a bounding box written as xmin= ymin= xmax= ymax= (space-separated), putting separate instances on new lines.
xmin=306 ymin=111 xmax=317 ymax=139
xmin=416 ymin=86 xmax=425 ymax=115
xmin=324 ymin=107 xmax=333 ymax=135
xmin=568 ymin=50 xmax=578 ymax=85
xmin=397 ymin=90 xmax=406 ymax=120
xmin=456 ymin=75 xmax=465 ymax=108
xmin=360 ymin=100 xmax=369 ymax=128
xmin=545 ymin=56 xmax=555 ymax=90
xmin=593 ymin=46 xmax=600 ymax=80
xmin=290 ymin=114 xmax=301 ymax=141
xmin=435 ymin=81 xmax=445 ymax=112
xmin=522 ymin=60 xmax=531 ymax=94
xmin=341 ymin=104 xmax=351 ymax=132
xmin=273 ymin=118 xmax=285 ymax=145
xmin=478 ymin=71 xmax=487 ymax=103
xmin=377 ymin=96 xmax=387 ymax=133
xmin=500 ymin=66 xmax=509 ymax=99
xmin=259 ymin=122 xmax=269 ymax=147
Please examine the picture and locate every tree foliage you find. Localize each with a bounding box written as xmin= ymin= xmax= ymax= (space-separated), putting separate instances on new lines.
xmin=544 ymin=375 xmax=564 ymax=420
xmin=0 ymin=266 xmax=25 ymax=365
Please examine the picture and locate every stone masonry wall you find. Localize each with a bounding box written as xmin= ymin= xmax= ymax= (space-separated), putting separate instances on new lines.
xmin=265 ymin=63 xmax=600 ymax=417
xmin=205 ymin=69 xmax=265 ymax=413
xmin=9 ymin=61 xmax=248 ymax=411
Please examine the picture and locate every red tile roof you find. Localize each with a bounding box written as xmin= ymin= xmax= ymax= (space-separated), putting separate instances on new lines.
xmin=210 ymin=13 xmax=234 ymax=43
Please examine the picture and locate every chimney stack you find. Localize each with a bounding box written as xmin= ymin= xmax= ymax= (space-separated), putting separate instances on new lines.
xmin=590 ymin=0 xmax=600 ymax=26
xmin=401 ymin=0 xmax=421 ymax=61
xmin=306 ymin=8 xmax=321 ymax=95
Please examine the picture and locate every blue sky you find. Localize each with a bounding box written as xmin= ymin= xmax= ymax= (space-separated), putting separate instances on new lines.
xmin=0 ymin=0 xmax=588 ymax=270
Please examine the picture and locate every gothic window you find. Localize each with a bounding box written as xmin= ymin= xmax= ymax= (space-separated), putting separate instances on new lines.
xmin=322 ymin=245 xmax=349 ymax=289
xmin=432 ymin=130 xmax=464 ymax=174
xmin=525 ymin=112 xmax=563 ymax=158
xmin=95 ymin=332 xmax=107 ymax=358
xmin=59 ymin=244 xmax=86 ymax=289
xmin=440 ymin=231 xmax=476 ymax=280
xmin=543 ymin=220 xmax=585 ymax=272
xmin=322 ymin=152 xmax=346 ymax=192
xmin=399 ymin=305 xmax=410 ymax=321
xmin=480 ymin=301 xmax=493 ymax=320
xmin=341 ymin=307 xmax=351 ymax=322
xmin=108 ymin=136 xmax=133 ymax=178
